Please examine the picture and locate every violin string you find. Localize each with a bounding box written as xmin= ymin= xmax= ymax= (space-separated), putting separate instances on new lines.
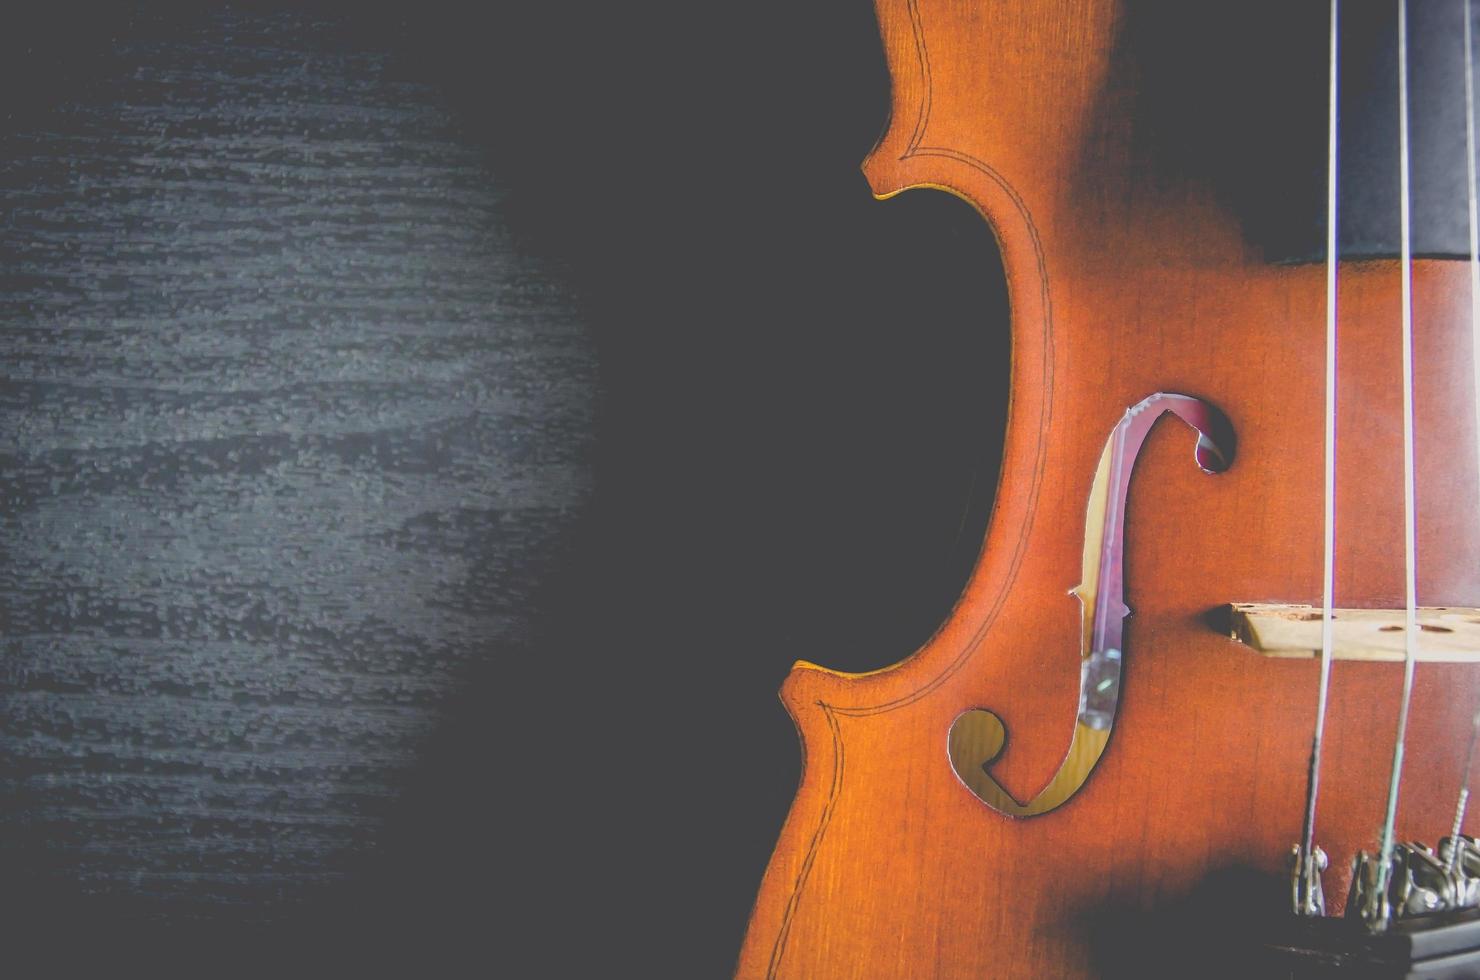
xmin=1297 ymin=0 xmax=1341 ymax=913
xmin=1374 ymin=0 xmax=1421 ymax=911
xmin=1453 ymin=0 xmax=1480 ymax=868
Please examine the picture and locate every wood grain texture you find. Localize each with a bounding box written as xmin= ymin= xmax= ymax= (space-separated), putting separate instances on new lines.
xmin=738 ymin=1 xmax=1480 ymax=976
xmin=0 ymin=6 xmax=594 ymax=923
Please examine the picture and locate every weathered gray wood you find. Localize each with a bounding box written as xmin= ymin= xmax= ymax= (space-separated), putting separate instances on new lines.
xmin=0 ymin=6 xmax=595 ymax=921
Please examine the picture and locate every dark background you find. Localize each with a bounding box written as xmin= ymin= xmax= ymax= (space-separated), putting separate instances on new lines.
xmin=0 ymin=2 xmax=1006 ymax=975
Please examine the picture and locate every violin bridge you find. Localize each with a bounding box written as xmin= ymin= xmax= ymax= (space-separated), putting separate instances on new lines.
xmin=1226 ymin=603 xmax=1480 ymax=662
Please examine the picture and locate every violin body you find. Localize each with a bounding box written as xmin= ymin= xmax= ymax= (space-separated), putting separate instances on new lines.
xmin=737 ymin=1 xmax=1480 ymax=976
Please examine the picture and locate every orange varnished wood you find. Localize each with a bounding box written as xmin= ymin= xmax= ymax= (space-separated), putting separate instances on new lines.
xmin=737 ymin=1 xmax=1480 ymax=977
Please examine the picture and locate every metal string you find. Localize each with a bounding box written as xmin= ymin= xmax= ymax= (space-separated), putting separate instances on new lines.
xmin=1373 ymin=0 xmax=1422 ymax=913
xmin=1296 ymin=0 xmax=1342 ymax=916
xmin=1449 ymin=0 xmax=1480 ymax=867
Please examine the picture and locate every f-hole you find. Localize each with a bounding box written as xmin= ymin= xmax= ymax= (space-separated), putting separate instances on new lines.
xmin=948 ymin=393 xmax=1235 ymax=818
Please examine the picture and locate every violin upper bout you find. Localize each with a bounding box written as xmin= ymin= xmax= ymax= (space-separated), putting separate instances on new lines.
xmin=859 ymin=0 xmax=933 ymax=199
xmin=863 ymin=0 xmax=1117 ymax=211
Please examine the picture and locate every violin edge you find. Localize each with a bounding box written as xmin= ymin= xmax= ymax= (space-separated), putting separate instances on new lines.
xmin=780 ymin=0 xmax=1057 ymax=714
xmin=737 ymin=4 xmax=1061 ymax=974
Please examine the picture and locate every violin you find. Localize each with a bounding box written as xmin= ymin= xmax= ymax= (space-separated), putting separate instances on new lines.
xmin=737 ymin=1 xmax=1480 ymax=976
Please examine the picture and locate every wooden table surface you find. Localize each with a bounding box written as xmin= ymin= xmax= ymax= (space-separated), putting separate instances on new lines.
xmin=1 ymin=0 xmax=595 ymax=933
